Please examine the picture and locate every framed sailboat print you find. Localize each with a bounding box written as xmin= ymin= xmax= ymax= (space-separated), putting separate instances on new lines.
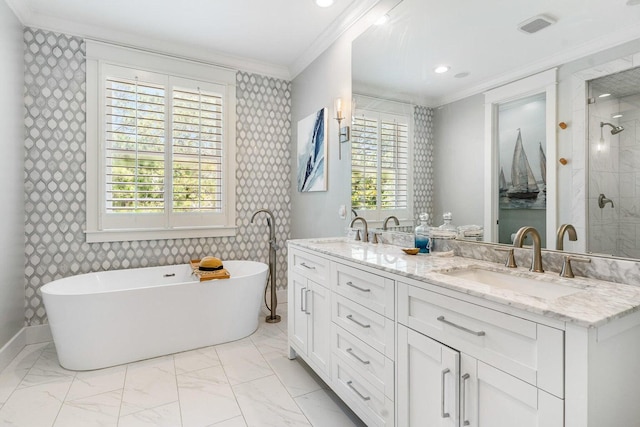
xmin=498 ymin=94 xmax=547 ymax=210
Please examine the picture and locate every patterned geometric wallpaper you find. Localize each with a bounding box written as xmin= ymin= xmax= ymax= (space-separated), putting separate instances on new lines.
xmin=413 ymin=105 xmax=435 ymax=224
xmin=23 ymin=28 xmax=292 ymax=326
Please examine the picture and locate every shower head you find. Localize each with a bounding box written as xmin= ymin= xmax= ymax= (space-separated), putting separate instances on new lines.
xmin=601 ymin=122 xmax=625 ymax=135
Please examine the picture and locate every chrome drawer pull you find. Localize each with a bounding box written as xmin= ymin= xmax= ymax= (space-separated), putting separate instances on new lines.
xmin=462 ymin=373 xmax=471 ymax=426
xmin=346 ymin=348 xmax=371 ymax=365
xmin=300 ymin=262 xmax=316 ymax=270
xmin=437 ymin=315 xmax=486 ymax=337
xmin=346 ymin=314 xmax=371 ymax=329
xmin=345 ymin=281 xmax=371 ymax=293
xmin=346 ymin=380 xmax=371 ymax=401
xmin=441 ymin=368 xmax=450 ymax=418
xmin=305 ymin=289 xmax=311 ymax=315
xmin=300 ymin=287 xmax=307 ymax=312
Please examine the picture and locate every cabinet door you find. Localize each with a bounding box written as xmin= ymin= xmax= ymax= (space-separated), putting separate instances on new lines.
xmin=290 ymin=272 xmax=308 ymax=352
xmin=397 ymin=325 xmax=459 ymax=427
xmin=461 ymin=355 xmax=563 ymax=427
xmin=308 ymin=280 xmax=331 ymax=375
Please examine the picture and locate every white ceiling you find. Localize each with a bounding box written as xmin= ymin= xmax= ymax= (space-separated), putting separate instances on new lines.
xmin=353 ymin=0 xmax=640 ymax=106
xmin=6 ymin=0 xmax=640 ymax=100
xmin=4 ymin=0 xmax=379 ymax=79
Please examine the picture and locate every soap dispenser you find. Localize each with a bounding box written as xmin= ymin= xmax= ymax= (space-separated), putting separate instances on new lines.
xmin=415 ymin=213 xmax=430 ymax=253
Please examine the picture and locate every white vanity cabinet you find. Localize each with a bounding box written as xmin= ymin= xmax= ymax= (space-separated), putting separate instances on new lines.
xmin=330 ymin=262 xmax=395 ymax=427
xmin=288 ymin=249 xmax=331 ymax=379
xmin=288 ymin=241 xmax=640 ymax=427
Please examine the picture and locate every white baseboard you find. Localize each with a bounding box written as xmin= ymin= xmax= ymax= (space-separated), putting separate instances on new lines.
xmin=0 ymin=328 xmax=26 ymax=373
xmin=0 ymin=324 xmax=52 ymax=373
xmin=26 ymin=324 xmax=52 ymax=344
xmin=277 ymin=289 xmax=287 ymax=304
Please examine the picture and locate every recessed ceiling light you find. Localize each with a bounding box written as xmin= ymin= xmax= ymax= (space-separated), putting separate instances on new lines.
xmin=454 ymin=72 xmax=470 ymax=79
xmin=434 ymin=65 xmax=450 ymax=74
xmin=375 ymin=14 xmax=390 ymax=25
xmin=612 ymin=113 xmax=623 ymax=118
xmin=627 ymin=0 xmax=640 ymax=6
xmin=315 ymin=0 xmax=334 ymax=7
xmin=599 ymin=93 xmax=611 ymax=98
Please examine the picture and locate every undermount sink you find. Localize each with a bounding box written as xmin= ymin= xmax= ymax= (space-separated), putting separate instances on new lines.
xmin=443 ymin=267 xmax=582 ymax=299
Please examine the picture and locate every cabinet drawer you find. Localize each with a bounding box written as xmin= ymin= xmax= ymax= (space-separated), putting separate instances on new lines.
xmin=332 ymin=263 xmax=395 ymax=319
xmin=332 ymin=356 xmax=394 ymax=427
xmin=290 ymin=249 xmax=329 ymax=284
xmin=331 ymin=323 xmax=394 ymax=400
xmin=398 ymin=282 xmax=564 ymax=397
xmin=333 ymin=294 xmax=395 ymax=360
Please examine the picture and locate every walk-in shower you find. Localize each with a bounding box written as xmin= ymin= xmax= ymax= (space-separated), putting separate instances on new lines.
xmin=251 ymin=208 xmax=281 ymax=323
xmin=588 ymin=66 xmax=640 ymax=258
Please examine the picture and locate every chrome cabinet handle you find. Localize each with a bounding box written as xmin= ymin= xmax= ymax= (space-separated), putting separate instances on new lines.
xmin=437 ymin=316 xmax=486 ymax=337
xmin=304 ymin=289 xmax=311 ymax=315
xmin=345 ymin=281 xmax=371 ymax=293
xmin=300 ymin=262 xmax=316 ymax=270
xmin=441 ymin=368 xmax=450 ymax=419
xmin=300 ymin=287 xmax=306 ymax=312
xmin=346 ymin=380 xmax=371 ymax=401
xmin=346 ymin=348 xmax=370 ymax=365
xmin=462 ymin=373 xmax=471 ymax=426
xmin=346 ymin=314 xmax=371 ymax=329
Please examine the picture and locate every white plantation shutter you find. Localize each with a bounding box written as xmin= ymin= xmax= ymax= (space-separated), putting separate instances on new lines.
xmin=105 ymin=77 xmax=166 ymax=213
xmin=380 ymin=119 xmax=409 ymax=209
xmin=351 ymin=110 xmax=411 ymax=220
xmin=90 ymin=57 xmax=235 ymax=240
xmin=172 ymin=87 xmax=224 ymax=213
xmin=351 ymin=115 xmax=378 ymax=211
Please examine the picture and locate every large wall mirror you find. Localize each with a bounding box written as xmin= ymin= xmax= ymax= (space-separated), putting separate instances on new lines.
xmin=351 ymin=0 xmax=640 ymax=258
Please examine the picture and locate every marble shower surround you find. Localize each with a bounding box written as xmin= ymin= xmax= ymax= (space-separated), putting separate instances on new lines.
xmin=24 ymin=28 xmax=292 ymax=326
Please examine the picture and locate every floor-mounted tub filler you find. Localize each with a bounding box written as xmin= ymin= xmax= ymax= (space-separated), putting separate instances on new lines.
xmin=41 ymin=260 xmax=268 ymax=370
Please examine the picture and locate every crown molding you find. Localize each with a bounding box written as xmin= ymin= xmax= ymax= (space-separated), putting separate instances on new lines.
xmin=3 ymin=0 xmax=33 ymax=23
xmin=289 ymin=0 xmax=392 ymax=78
xmin=12 ymin=3 xmax=291 ymax=80
xmin=435 ymin=24 xmax=640 ymax=107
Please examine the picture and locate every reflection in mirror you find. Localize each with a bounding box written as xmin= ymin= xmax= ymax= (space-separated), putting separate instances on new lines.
xmin=498 ymin=94 xmax=547 ymax=247
xmin=587 ymin=66 xmax=640 ymax=258
xmin=352 ymin=0 xmax=640 ymax=259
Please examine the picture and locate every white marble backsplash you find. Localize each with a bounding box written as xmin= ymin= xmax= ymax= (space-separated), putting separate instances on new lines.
xmin=448 ymin=239 xmax=640 ymax=286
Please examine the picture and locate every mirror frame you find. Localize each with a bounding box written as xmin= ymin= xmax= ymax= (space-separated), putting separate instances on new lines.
xmin=484 ymin=69 xmax=558 ymax=247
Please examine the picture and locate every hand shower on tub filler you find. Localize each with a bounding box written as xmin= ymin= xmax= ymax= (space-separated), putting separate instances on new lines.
xmin=251 ymin=208 xmax=281 ymax=323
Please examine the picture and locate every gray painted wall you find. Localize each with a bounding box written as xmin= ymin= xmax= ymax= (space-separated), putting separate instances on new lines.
xmin=0 ymin=2 xmax=26 ymax=348
xmin=23 ymin=28 xmax=293 ymax=326
xmin=291 ymin=39 xmax=352 ymax=238
xmin=433 ymin=94 xmax=486 ymax=228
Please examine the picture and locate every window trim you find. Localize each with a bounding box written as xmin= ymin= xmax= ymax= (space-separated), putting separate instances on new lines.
xmin=85 ymin=40 xmax=237 ymax=242
xmin=351 ymin=107 xmax=414 ymax=223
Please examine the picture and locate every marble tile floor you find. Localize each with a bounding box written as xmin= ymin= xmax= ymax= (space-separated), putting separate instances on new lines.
xmin=0 ymin=304 xmax=366 ymax=427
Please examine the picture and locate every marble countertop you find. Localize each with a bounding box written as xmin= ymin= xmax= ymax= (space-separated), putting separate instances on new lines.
xmin=288 ymin=237 xmax=640 ymax=328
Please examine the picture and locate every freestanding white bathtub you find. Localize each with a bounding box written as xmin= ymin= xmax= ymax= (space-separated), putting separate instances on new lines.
xmin=41 ymin=260 xmax=268 ymax=370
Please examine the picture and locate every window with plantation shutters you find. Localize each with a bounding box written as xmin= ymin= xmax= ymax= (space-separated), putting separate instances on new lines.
xmin=351 ymin=109 xmax=412 ymax=221
xmin=85 ymin=41 xmax=236 ymax=242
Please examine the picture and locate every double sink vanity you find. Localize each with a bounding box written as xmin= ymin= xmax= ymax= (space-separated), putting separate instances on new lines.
xmin=287 ymin=237 xmax=640 ymax=427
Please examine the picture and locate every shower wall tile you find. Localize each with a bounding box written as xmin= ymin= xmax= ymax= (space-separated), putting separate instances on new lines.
xmin=413 ymin=105 xmax=434 ymax=223
xmin=24 ymin=28 xmax=292 ymax=326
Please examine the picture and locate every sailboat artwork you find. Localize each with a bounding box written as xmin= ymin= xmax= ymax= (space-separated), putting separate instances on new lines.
xmin=507 ymin=129 xmax=539 ymax=199
xmin=500 ymin=129 xmax=546 ymax=209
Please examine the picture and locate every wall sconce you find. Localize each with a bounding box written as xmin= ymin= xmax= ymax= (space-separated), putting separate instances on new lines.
xmin=334 ymin=98 xmax=350 ymax=160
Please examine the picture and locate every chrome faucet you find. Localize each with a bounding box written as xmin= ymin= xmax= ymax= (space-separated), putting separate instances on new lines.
xmin=349 ymin=216 xmax=369 ymax=243
xmin=556 ymin=224 xmax=577 ymax=251
xmin=513 ymin=226 xmax=544 ymax=273
xmin=382 ymin=215 xmax=400 ymax=231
